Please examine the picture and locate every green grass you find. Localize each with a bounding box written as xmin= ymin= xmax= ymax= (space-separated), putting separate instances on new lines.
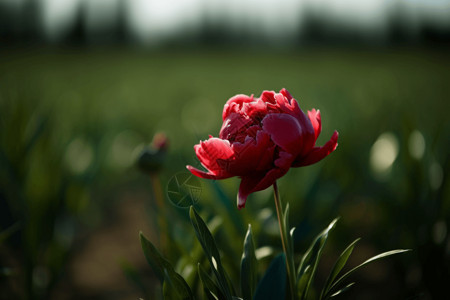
xmin=0 ymin=46 xmax=449 ymax=299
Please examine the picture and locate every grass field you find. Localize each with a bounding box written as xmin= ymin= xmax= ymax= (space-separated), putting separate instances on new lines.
xmin=1 ymin=46 xmax=449 ymax=299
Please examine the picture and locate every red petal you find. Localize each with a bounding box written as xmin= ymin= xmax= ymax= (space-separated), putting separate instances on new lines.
xmin=222 ymin=94 xmax=254 ymax=120
xmin=293 ymin=130 xmax=339 ymax=167
xmin=274 ymin=151 xmax=295 ymax=169
xmin=237 ymin=166 xmax=289 ymax=209
xmin=186 ymin=165 xmax=231 ymax=180
xmin=260 ymin=90 xmax=277 ymax=104
xmin=237 ymin=174 xmax=265 ymax=209
xmin=280 ymin=88 xmax=293 ymax=101
xmin=193 ymin=138 xmax=234 ymax=177
xmin=308 ymin=109 xmax=322 ymax=142
xmin=269 ymin=94 xmax=316 ymax=155
xmin=219 ymin=112 xmax=254 ymax=140
xmin=227 ymin=131 xmax=272 ymax=175
xmin=243 ymin=98 xmax=267 ymax=119
xmin=262 ymin=113 xmax=304 ymax=156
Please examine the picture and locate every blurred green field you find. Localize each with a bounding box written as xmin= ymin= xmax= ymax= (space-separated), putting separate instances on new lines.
xmin=1 ymin=46 xmax=449 ymax=299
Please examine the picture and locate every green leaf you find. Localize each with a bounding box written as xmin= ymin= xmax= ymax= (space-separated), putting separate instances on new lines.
xmin=283 ymin=204 xmax=295 ymax=256
xmin=289 ymin=227 xmax=295 ymax=257
xmin=324 ymin=249 xmax=411 ymax=299
xmin=198 ymin=263 xmax=226 ymax=300
xmin=162 ymin=267 xmax=194 ymax=300
xmin=240 ymin=224 xmax=258 ymax=300
xmin=253 ymin=253 xmax=286 ymax=300
xmin=329 ymin=282 xmax=355 ymax=298
xmin=297 ymin=218 xmax=338 ymax=300
xmin=189 ymin=206 xmax=233 ymax=300
xmin=320 ymin=238 xmax=360 ymax=299
xmin=140 ymin=232 xmax=194 ymax=299
xmin=176 ymin=217 xmax=222 ymax=286
xmin=162 ymin=268 xmax=195 ymax=300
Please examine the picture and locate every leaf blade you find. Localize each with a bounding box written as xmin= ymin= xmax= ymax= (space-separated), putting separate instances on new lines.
xmin=253 ymin=253 xmax=287 ymax=300
xmin=190 ymin=206 xmax=233 ymax=300
xmin=198 ymin=263 xmax=226 ymax=300
xmin=325 ymin=249 xmax=411 ymax=299
xmin=297 ymin=218 xmax=338 ymax=300
xmin=320 ymin=238 xmax=360 ymax=299
xmin=140 ymin=232 xmax=194 ymax=299
xmin=240 ymin=224 xmax=258 ymax=300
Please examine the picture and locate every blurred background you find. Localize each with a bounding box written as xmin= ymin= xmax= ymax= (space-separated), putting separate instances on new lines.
xmin=0 ymin=0 xmax=449 ymax=299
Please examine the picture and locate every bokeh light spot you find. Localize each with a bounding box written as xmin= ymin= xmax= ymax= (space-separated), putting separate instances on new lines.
xmin=408 ymin=130 xmax=426 ymax=159
xmin=429 ymin=161 xmax=443 ymax=190
xmin=370 ymin=132 xmax=399 ymax=176
xmin=107 ymin=130 xmax=144 ymax=170
xmin=433 ymin=220 xmax=447 ymax=245
xmin=64 ymin=137 xmax=94 ymax=175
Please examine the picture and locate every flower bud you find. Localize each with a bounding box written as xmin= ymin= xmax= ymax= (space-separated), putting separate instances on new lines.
xmin=137 ymin=133 xmax=168 ymax=174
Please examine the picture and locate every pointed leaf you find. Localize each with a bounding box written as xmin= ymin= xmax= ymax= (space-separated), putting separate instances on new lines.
xmin=140 ymin=231 xmax=166 ymax=282
xmin=283 ymin=203 xmax=290 ymax=240
xmin=297 ymin=218 xmax=338 ymax=300
xmin=240 ymin=224 xmax=258 ymax=300
xmin=253 ymin=254 xmax=287 ymax=300
xmin=162 ymin=267 xmax=195 ymax=300
xmin=198 ymin=263 xmax=225 ymax=300
xmin=325 ymin=249 xmax=410 ymax=299
xmin=289 ymin=227 xmax=295 ymax=256
xmin=225 ymin=265 xmax=238 ymax=296
xmin=190 ymin=206 xmax=233 ymax=300
xmin=283 ymin=204 xmax=295 ymax=256
xmin=329 ymin=282 xmax=355 ymax=298
xmin=321 ymin=238 xmax=360 ymax=299
xmin=140 ymin=232 xmax=194 ymax=299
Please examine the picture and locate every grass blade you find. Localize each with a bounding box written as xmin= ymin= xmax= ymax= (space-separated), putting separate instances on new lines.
xmin=240 ymin=224 xmax=258 ymax=300
xmin=198 ymin=263 xmax=226 ymax=300
xmin=325 ymin=249 xmax=411 ymax=299
xmin=190 ymin=206 xmax=233 ymax=300
xmin=297 ymin=218 xmax=338 ymax=300
xmin=140 ymin=232 xmax=194 ymax=299
xmin=329 ymin=282 xmax=355 ymax=298
xmin=320 ymin=238 xmax=360 ymax=299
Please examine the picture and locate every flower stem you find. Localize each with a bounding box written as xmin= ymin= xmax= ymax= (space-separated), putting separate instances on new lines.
xmin=150 ymin=173 xmax=168 ymax=253
xmin=273 ymin=182 xmax=297 ymax=300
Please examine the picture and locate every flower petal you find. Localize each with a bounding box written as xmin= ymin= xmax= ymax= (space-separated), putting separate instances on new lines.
xmin=280 ymin=88 xmax=293 ymax=101
xmin=219 ymin=112 xmax=254 ymax=141
xmin=308 ymin=109 xmax=321 ymax=142
xmin=193 ymin=137 xmax=234 ymax=177
xmin=186 ymin=165 xmax=231 ymax=180
xmin=293 ymin=130 xmax=339 ymax=167
xmin=262 ymin=113 xmax=304 ymax=156
xmin=237 ymin=165 xmax=290 ymax=209
xmin=222 ymin=94 xmax=254 ymax=120
xmin=237 ymin=174 xmax=265 ymax=209
xmin=260 ymin=90 xmax=277 ymax=104
xmin=227 ymin=130 xmax=273 ymax=175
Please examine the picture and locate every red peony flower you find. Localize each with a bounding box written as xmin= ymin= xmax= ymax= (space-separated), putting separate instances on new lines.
xmin=187 ymin=89 xmax=338 ymax=209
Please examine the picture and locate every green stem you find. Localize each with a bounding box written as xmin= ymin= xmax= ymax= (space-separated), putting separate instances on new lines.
xmin=150 ymin=173 xmax=168 ymax=254
xmin=273 ymin=182 xmax=297 ymax=300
